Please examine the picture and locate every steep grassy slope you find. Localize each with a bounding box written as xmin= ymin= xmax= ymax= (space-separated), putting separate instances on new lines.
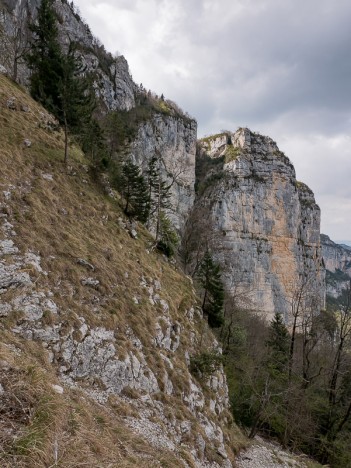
xmin=0 ymin=75 xmax=244 ymax=467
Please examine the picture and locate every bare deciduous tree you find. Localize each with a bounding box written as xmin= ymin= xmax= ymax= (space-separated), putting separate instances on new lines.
xmin=0 ymin=4 xmax=30 ymax=82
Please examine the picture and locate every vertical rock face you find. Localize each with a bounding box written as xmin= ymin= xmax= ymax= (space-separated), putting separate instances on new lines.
xmin=54 ymin=1 xmax=136 ymax=112
xmin=321 ymin=234 xmax=351 ymax=300
xmin=0 ymin=0 xmax=136 ymax=111
xmin=321 ymin=234 xmax=351 ymax=274
xmin=196 ymin=128 xmax=325 ymax=322
xmin=130 ymin=113 xmax=197 ymax=231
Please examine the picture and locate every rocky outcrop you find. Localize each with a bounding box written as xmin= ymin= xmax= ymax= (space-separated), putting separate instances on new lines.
xmin=236 ymin=436 xmax=310 ymax=468
xmin=131 ymin=113 xmax=197 ymax=231
xmin=194 ymin=128 xmax=325 ymax=322
xmin=0 ymin=0 xmax=136 ymax=111
xmin=321 ymin=234 xmax=351 ymax=274
xmin=321 ymin=234 xmax=351 ymax=300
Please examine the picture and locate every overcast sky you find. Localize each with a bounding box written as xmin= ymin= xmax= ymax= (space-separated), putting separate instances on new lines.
xmin=74 ymin=0 xmax=351 ymax=242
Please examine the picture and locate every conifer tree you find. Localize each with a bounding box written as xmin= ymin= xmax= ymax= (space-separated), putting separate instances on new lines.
xmin=26 ymin=0 xmax=63 ymax=116
xmin=156 ymin=212 xmax=179 ymax=257
xmin=265 ymin=312 xmax=290 ymax=376
xmin=26 ymin=0 xmax=95 ymax=163
xmin=198 ymin=251 xmax=224 ymax=328
xmin=146 ymin=154 xmax=172 ymax=239
xmin=80 ymin=118 xmax=108 ymax=167
xmin=120 ymin=161 xmax=150 ymax=222
xmin=59 ymin=44 xmax=95 ymax=162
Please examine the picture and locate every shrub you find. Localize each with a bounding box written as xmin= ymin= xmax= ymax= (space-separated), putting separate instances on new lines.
xmin=190 ymin=351 xmax=223 ymax=379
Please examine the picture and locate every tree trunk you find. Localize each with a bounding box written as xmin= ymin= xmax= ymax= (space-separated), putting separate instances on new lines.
xmin=64 ymin=114 xmax=68 ymax=164
xmin=13 ymin=56 xmax=18 ymax=82
xmin=328 ymin=338 xmax=344 ymax=406
xmin=155 ymin=177 xmax=161 ymax=240
xmin=288 ymin=314 xmax=297 ymax=382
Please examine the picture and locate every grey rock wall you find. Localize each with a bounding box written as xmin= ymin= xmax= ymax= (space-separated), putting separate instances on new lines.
xmin=321 ymin=234 xmax=351 ymax=300
xmin=321 ymin=234 xmax=351 ymax=274
xmin=195 ymin=128 xmax=325 ymax=322
xmin=130 ymin=113 xmax=197 ymax=232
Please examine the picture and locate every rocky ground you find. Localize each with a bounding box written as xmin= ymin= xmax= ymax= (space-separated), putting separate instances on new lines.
xmin=235 ymin=436 xmax=313 ymax=468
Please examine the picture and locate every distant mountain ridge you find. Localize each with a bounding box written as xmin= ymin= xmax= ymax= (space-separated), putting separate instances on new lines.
xmin=336 ymin=241 xmax=351 ymax=250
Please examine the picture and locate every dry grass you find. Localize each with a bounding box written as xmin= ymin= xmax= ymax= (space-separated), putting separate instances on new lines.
xmin=0 ymin=337 xmax=187 ymax=467
xmin=0 ymin=75 xmax=195 ymax=339
xmin=0 ymin=74 xmax=246 ymax=466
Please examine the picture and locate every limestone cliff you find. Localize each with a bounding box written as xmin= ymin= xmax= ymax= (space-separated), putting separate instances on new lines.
xmin=193 ymin=128 xmax=325 ymax=322
xmin=130 ymin=112 xmax=197 ymax=231
xmin=321 ymin=234 xmax=351 ymax=301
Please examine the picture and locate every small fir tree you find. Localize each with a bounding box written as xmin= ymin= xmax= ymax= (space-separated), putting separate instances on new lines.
xmin=156 ymin=213 xmax=179 ymax=257
xmin=146 ymin=154 xmax=172 ymax=239
xmin=198 ymin=251 xmax=224 ymax=328
xmin=80 ymin=118 xmax=108 ymax=167
xmin=59 ymin=44 xmax=96 ymax=162
xmin=119 ymin=161 xmax=150 ymax=222
xmin=265 ymin=312 xmax=290 ymax=376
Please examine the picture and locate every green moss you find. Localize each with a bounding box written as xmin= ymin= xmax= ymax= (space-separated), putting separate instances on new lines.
xmin=103 ymin=95 xmax=193 ymax=156
xmin=196 ymin=171 xmax=225 ymax=195
xmin=224 ymin=145 xmax=240 ymax=163
xmin=296 ymin=180 xmax=309 ymax=190
xmin=200 ymin=132 xmax=228 ymax=146
xmin=195 ymin=151 xmax=225 ymax=195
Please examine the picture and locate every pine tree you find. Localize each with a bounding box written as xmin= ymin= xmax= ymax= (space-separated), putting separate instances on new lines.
xmin=119 ymin=161 xmax=150 ymax=222
xmin=26 ymin=0 xmax=63 ymax=116
xmin=265 ymin=312 xmax=289 ymax=376
xmin=26 ymin=1 xmax=96 ymax=163
xmin=60 ymin=44 xmax=96 ymax=162
xmin=146 ymin=154 xmax=172 ymax=239
xmin=156 ymin=212 xmax=179 ymax=257
xmin=80 ymin=118 xmax=108 ymax=166
xmin=198 ymin=251 xmax=224 ymax=328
